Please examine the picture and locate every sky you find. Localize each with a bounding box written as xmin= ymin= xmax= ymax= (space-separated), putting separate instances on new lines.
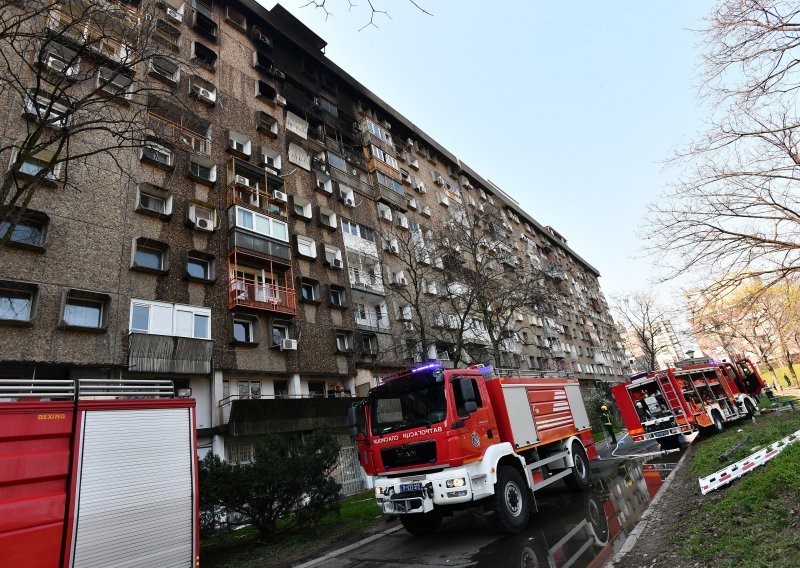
xmin=265 ymin=1 xmax=713 ymax=302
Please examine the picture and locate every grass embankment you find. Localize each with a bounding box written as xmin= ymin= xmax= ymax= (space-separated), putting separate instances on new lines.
xmin=758 ymin=364 xmax=800 ymax=389
xmin=202 ymin=491 xmax=384 ymax=568
xmin=679 ymin=411 xmax=800 ymax=568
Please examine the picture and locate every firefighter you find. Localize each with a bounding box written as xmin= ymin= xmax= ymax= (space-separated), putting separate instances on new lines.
xmin=601 ymin=405 xmax=617 ymax=444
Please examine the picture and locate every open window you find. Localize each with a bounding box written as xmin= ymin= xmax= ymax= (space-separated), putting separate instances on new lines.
xmin=192 ymin=41 xmax=217 ymax=69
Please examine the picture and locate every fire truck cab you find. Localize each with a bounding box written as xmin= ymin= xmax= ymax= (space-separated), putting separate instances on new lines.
xmin=349 ymin=362 xmax=597 ymax=535
xmin=612 ymin=356 xmax=763 ymax=447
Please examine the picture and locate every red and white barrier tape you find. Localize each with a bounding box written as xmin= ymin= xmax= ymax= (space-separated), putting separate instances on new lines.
xmin=699 ymin=429 xmax=800 ymax=494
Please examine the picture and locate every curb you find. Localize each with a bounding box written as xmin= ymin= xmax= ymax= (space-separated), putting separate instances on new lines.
xmin=292 ymin=523 xmax=403 ymax=568
xmin=605 ymin=449 xmax=692 ymax=567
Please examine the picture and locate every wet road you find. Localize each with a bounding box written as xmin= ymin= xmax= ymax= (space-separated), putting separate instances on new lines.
xmin=312 ymin=447 xmax=682 ymax=568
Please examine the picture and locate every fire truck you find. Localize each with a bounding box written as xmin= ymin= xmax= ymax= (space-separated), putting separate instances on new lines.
xmin=348 ymin=362 xmax=597 ymax=535
xmin=0 ymin=378 xmax=199 ymax=568
xmin=611 ymin=356 xmax=763 ymax=448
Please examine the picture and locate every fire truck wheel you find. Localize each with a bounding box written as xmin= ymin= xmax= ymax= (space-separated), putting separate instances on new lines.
xmin=489 ymin=465 xmax=530 ymax=534
xmin=400 ymin=512 xmax=442 ymax=535
xmin=564 ymin=441 xmax=591 ymax=491
xmin=711 ymin=411 xmax=725 ymax=433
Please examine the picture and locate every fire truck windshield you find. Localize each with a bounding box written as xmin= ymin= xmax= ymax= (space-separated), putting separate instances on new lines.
xmin=370 ymin=372 xmax=446 ymax=436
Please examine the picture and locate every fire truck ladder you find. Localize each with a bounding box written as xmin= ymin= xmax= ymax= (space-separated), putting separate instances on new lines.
xmin=656 ymin=374 xmax=689 ymax=427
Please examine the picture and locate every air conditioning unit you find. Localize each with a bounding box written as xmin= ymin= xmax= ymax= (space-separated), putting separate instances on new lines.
xmin=435 ymin=176 xmax=444 ymax=185
xmin=166 ymin=7 xmax=182 ymax=21
xmin=403 ymin=322 xmax=414 ymax=332
xmin=280 ymin=338 xmax=298 ymax=351
xmin=344 ymin=197 xmax=355 ymax=207
xmin=399 ymin=217 xmax=409 ymax=229
xmin=416 ymin=182 xmax=427 ymax=194
xmin=195 ymin=217 xmax=212 ymax=231
xmin=235 ymin=175 xmax=249 ymax=186
xmin=390 ymin=243 xmax=399 ymax=254
xmin=195 ymin=87 xmax=214 ymax=102
xmin=272 ymin=190 xmax=287 ymax=203
xmin=396 ymin=276 xmax=407 ymax=285
xmin=332 ymin=258 xmax=342 ymax=268
xmin=381 ymin=209 xmax=392 ymax=221
xmin=249 ymin=193 xmax=261 ymax=207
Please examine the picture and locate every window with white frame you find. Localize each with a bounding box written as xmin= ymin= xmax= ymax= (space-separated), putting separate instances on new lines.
xmin=329 ymin=285 xmax=345 ymax=307
xmin=24 ymin=90 xmax=70 ymax=128
xmin=362 ymin=334 xmax=378 ymax=355
xmin=188 ymin=155 xmax=217 ymax=183
xmin=235 ymin=206 xmax=288 ymax=241
xmin=319 ymin=206 xmax=337 ymax=229
xmin=376 ymin=203 xmax=393 ymax=222
xmin=149 ymin=56 xmax=180 ymax=84
xmin=189 ymin=75 xmax=216 ymax=104
xmin=300 ymin=278 xmax=320 ymax=302
xmin=292 ymin=195 xmax=312 ymax=219
xmin=14 ymin=147 xmax=60 ymax=181
xmin=335 ymin=331 xmax=353 ymax=352
xmin=261 ymin=147 xmax=282 ymax=172
xmin=130 ymin=299 xmax=211 ymax=339
xmin=188 ymin=202 xmax=216 ymax=231
xmin=141 ymin=139 xmax=174 ymax=168
xmin=97 ymin=67 xmax=133 ymax=99
xmin=296 ymin=234 xmax=316 ymax=258
xmin=228 ymin=130 xmax=252 ymax=156
xmin=271 ymin=321 xmax=290 ymax=345
xmin=62 ymin=289 xmax=109 ymax=330
xmin=324 ymin=244 xmax=342 ymax=268
xmin=366 ymin=119 xmax=392 ymax=145
xmin=137 ymin=183 xmax=172 ymax=217
xmin=40 ymin=41 xmax=80 ymax=77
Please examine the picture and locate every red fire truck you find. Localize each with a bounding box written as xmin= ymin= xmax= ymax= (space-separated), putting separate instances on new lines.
xmin=0 ymin=378 xmax=199 ymax=568
xmin=611 ymin=356 xmax=763 ymax=448
xmin=348 ymin=362 xmax=597 ymax=535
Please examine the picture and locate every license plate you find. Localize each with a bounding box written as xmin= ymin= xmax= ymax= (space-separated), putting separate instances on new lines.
xmin=400 ymin=482 xmax=423 ymax=492
xmin=654 ymin=430 xmax=669 ymax=438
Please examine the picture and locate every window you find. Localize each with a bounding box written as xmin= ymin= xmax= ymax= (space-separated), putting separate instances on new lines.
xmin=225 ymin=4 xmax=247 ymax=30
xmin=0 ymin=209 xmax=48 ymax=249
xmin=62 ymin=289 xmax=109 ymax=330
xmin=149 ymin=56 xmax=180 ymax=84
xmin=228 ymin=130 xmax=252 ymax=157
xmin=453 ymin=378 xmax=483 ymax=417
xmin=186 ymin=251 xmax=214 ymax=282
xmin=141 ymin=139 xmax=174 ymax=168
xmin=190 ymin=75 xmax=217 ymax=104
xmin=319 ymin=206 xmax=337 ymax=229
xmin=271 ymin=321 xmax=290 ymax=345
xmin=290 ymin=186 xmax=313 ymax=212
xmin=192 ymin=41 xmax=217 ymax=68
xmin=188 ymin=202 xmax=216 ymax=231
xmin=188 ymin=155 xmax=217 ymax=184
xmin=256 ymin=111 xmax=279 ymax=137
xmin=329 ymin=285 xmax=345 ymax=308
xmin=374 ymin=171 xmax=403 ymax=194
xmin=261 ymin=147 xmax=282 ymax=172
xmin=234 ymin=206 xmax=288 ymax=241
xmin=309 ymin=381 xmax=326 ymax=397
xmin=24 ymin=90 xmax=70 ymax=128
xmin=318 ymin=96 xmax=337 ymax=116
xmin=39 ymin=41 xmax=79 ymax=77
xmin=362 ymin=334 xmax=378 ymax=355
xmin=130 ymin=299 xmax=211 ymax=339
xmin=300 ymin=278 xmax=320 ymax=302
xmin=136 ymin=183 xmax=172 ymax=218
xmin=296 ymin=234 xmax=316 ymax=258
xmin=13 ymin=147 xmax=60 ymax=181
xmin=341 ymin=219 xmax=358 ymax=236
xmin=0 ymin=283 xmax=36 ymax=323
xmin=155 ymin=18 xmax=181 ymax=48
xmin=233 ymin=317 xmax=256 ymax=343
xmin=365 ymin=119 xmax=392 ymax=145
xmin=327 ymin=152 xmax=347 ymax=172
xmin=132 ymin=238 xmax=169 ymax=272
xmin=324 ymin=245 xmax=342 ymax=268
xmin=335 ymin=331 xmax=353 ymax=353
xmin=96 ymin=67 xmax=132 ymax=99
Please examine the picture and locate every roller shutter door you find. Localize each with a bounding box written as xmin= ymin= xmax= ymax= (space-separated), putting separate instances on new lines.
xmin=70 ymin=408 xmax=194 ymax=568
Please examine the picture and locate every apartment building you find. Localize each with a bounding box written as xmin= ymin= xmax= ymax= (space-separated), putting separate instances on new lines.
xmin=0 ymin=0 xmax=627 ymax=486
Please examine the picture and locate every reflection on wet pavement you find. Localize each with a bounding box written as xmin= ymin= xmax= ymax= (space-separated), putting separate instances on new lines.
xmin=470 ymin=450 xmax=683 ymax=568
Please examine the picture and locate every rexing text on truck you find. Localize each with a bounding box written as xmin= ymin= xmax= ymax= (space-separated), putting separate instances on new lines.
xmin=348 ymin=363 xmax=597 ymax=535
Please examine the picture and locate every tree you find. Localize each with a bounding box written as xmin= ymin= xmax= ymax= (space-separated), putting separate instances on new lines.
xmin=611 ymin=291 xmax=678 ymax=373
xmin=0 ymin=1 xmax=189 ymax=248
xmin=648 ymin=1 xmax=800 ymax=298
xmin=199 ymin=431 xmax=341 ymax=541
xmin=302 ymin=0 xmax=433 ymax=31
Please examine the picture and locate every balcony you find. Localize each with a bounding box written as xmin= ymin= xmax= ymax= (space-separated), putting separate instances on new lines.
xmin=128 ymin=333 xmax=213 ymax=375
xmin=219 ymin=396 xmax=356 ymax=431
xmin=354 ymin=311 xmax=390 ymax=334
xmin=330 ymin=166 xmax=372 ymax=195
xmin=228 ymin=229 xmax=291 ymax=263
xmin=228 ymin=278 xmax=296 ymax=315
xmin=147 ymin=112 xmax=210 ymax=156
xmin=372 ymin=182 xmax=407 ymax=210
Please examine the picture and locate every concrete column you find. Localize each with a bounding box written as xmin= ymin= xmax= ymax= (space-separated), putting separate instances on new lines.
xmin=289 ymin=373 xmax=302 ymax=397
xmin=212 ymin=434 xmax=225 ymax=459
xmin=211 ymin=370 xmax=224 ymax=427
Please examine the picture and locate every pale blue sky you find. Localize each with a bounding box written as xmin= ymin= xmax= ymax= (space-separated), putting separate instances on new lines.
xmin=267 ymin=1 xmax=712 ymax=298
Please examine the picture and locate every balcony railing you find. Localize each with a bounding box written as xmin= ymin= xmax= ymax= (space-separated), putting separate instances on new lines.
xmin=147 ymin=113 xmax=210 ymax=156
xmin=355 ymin=313 xmax=390 ymax=333
xmin=228 ymin=278 xmax=296 ymax=315
xmin=349 ymin=275 xmax=385 ymax=296
xmin=218 ymin=392 xmax=356 ymax=424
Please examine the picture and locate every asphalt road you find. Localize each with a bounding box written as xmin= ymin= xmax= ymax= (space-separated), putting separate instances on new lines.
xmin=307 ymin=445 xmax=682 ymax=568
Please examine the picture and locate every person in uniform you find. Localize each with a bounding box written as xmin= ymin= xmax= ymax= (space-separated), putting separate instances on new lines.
xmin=601 ymin=405 xmax=617 ymax=444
